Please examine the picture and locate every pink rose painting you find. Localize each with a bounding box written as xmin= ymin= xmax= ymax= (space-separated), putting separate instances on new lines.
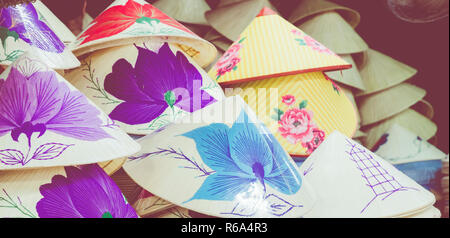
xmin=215 ymin=37 xmax=245 ymax=79
xmin=272 ymin=96 xmax=326 ymax=154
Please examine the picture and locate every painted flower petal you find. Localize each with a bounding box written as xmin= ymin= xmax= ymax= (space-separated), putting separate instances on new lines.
xmin=134 ymin=43 xmax=184 ymax=101
xmin=182 ymin=123 xmax=243 ymax=174
xmin=36 ymin=174 xmax=83 ymax=218
xmin=186 ymin=173 xmax=256 ymax=202
xmin=7 ymin=3 xmax=65 ymax=53
xmin=259 ymin=125 xmax=302 ymax=195
xmin=79 ymin=164 xmax=138 ymax=218
xmin=0 ymin=67 xmax=38 ymax=127
xmin=44 ymin=80 xmax=111 ymax=141
xmin=228 ymin=110 xmax=274 ymax=176
xmin=104 ymin=58 xmax=153 ymax=102
xmin=109 ymin=101 xmax=167 ymax=125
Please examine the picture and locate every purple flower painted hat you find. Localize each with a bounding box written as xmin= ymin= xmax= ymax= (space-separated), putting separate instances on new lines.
xmin=65 ymin=41 xmax=224 ymax=136
xmin=0 ymin=1 xmax=80 ymax=69
xmin=0 ymin=164 xmax=139 ymax=218
xmin=0 ymin=52 xmax=140 ymax=170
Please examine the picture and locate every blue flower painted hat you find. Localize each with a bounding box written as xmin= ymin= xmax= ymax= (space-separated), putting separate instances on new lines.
xmin=123 ymin=96 xmax=317 ymax=218
xmin=0 ymin=1 xmax=80 ymax=69
xmin=65 ymin=41 xmax=225 ymax=136
xmin=0 ymin=52 xmax=140 ymax=170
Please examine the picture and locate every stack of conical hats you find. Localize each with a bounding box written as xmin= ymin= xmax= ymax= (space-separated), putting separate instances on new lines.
xmin=286 ymin=0 xmax=438 ymax=150
xmin=0 ymin=0 xmax=143 ymax=218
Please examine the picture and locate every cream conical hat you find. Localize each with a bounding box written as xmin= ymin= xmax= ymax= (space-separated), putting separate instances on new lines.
xmin=0 ymin=1 xmax=80 ymax=69
xmin=0 ymin=53 xmax=140 ymax=170
xmin=401 ymin=206 xmax=441 ymax=218
xmin=300 ymin=131 xmax=436 ymax=218
xmin=387 ymin=0 xmax=449 ymax=23
xmin=153 ymin=0 xmax=211 ymax=25
xmin=289 ymin=0 xmax=361 ymax=28
xmin=356 ymin=49 xmax=418 ymax=97
xmin=70 ymin=0 xmax=216 ymax=67
xmin=372 ymin=124 xmax=447 ymax=165
xmin=33 ymin=0 xmax=76 ymax=45
xmin=297 ymin=11 xmax=369 ymax=55
xmin=65 ymin=41 xmax=225 ymax=136
xmin=353 ymin=130 xmax=367 ymax=139
xmin=326 ymin=54 xmax=366 ymax=90
xmin=412 ymin=99 xmax=435 ymax=119
xmin=362 ymin=109 xmax=438 ymax=150
xmin=0 ymin=164 xmax=139 ymax=218
xmin=98 ymin=157 xmax=127 ymax=176
xmin=133 ymin=190 xmax=175 ymax=217
xmin=358 ymin=83 xmax=426 ymax=126
xmin=123 ymin=96 xmax=317 ymax=218
xmin=205 ymin=0 xmax=278 ymax=42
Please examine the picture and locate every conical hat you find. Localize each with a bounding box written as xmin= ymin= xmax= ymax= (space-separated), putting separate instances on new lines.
xmin=70 ymin=0 xmax=216 ymax=67
xmin=205 ymin=0 xmax=278 ymax=42
xmin=353 ymin=130 xmax=367 ymax=139
xmin=412 ymin=99 xmax=435 ymax=119
xmin=153 ymin=0 xmax=211 ymax=25
xmin=326 ymin=54 xmax=366 ymax=90
xmin=208 ymin=9 xmax=351 ymax=85
xmin=402 ymin=206 xmax=441 ymax=218
xmin=123 ymin=96 xmax=317 ymax=218
xmin=289 ymin=0 xmax=361 ymax=28
xmin=362 ymin=109 xmax=438 ymax=150
xmin=32 ymin=0 xmax=76 ymax=45
xmin=0 ymin=164 xmax=139 ymax=218
xmin=297 ymin=11 xmax=369 ymax=55
xmin=98 ymin=157 xmax=127 ymax=175
xmin=356 ymin=49 xmax=418 ymax=97
xmin=358 ymin=83 xmax=426 ymax=126
xmin=0 ymin=53 xmax=140 ymax=170
xmin=66 ymin=41 xmax=225 ymax=135
xmin=133 ymin=190 xmax=175 ymax=217
xmin=153 ymin=207 xmax=192 ymax=218
xmin=0 ymin=1 xmax=80 ymax=69
xmin=300 ymin=131 xmax=436 ymax=218
xmin=372 ymin=124 xmax=447 ymax=165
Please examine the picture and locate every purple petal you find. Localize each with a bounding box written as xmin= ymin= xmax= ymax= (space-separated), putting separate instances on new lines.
xmin=0 ymin=9 xmax=13 ymax=28
xmin=109 ymin=101 xmax=168 ymax=125
xmin=64 ymin=166 xmax=115 ymax=218
xmin=104 ymin=59 xmax=152 ymax=103
xmin=36 ymin=175 xmax=83 ymax=218
xmin=0 ymin=67 xmax=37 ymax=127
xmin=80 ymin=164 xmax=138 ymax=218
xmin=134 ymin=44 xmax=186 ymax=101
xmin=44 ymin=80 xmax=111 ymax=141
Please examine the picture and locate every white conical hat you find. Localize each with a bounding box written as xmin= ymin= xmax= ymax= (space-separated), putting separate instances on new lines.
xmin=0 ymin=53 xmax=140 ymax=170
xmin=300 ymin=131 xmax=436 ymax=218
xmin=0 ymin=1 xmax=80 ymax=69
xmin=123 ymin=96 xmax=317 ymax=218
xmin=70 ymin=0 xmax=216 ymax=68
xmin=372 ymin=124 xmax=447 ymax=165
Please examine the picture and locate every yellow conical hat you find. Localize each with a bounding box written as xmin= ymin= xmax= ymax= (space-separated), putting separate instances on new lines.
xmin=209 ymin=9 xmax=351 ymax=85
xmin=208 ymin=8 xmax=357 ymax=157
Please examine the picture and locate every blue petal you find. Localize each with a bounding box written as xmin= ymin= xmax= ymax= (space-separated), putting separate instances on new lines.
xmin=228 ymin=110 xmax=274 ymax=176
xmin=185 ymin=173 xmax=257 ymax=202
xmin=258 ymin=118 xmax=303 ymax=195
xmin=182 ymin=123 xmax=243 ymax=174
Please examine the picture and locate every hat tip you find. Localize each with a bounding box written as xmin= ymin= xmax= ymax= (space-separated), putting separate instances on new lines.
xmin=257 ymin=7 xmax=277 ymax=17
